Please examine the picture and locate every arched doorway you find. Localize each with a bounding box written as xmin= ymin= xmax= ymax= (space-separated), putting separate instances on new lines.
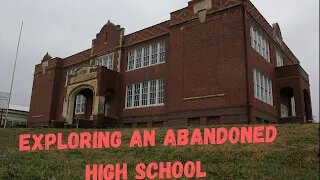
xmin=303 ymin=90 xmax=312 ymax=121
xmin=66 ymin=85 xmax=96 ymax=125
xmin=73 ymin=89 xmax=94 ymax=124
xmin=280 ymin=87 xmax=296 ymax=117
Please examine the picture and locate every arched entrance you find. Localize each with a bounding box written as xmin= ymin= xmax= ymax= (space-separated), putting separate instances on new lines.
xmin=67 ymin=85 xmax=96 ymax=125
xmin=280 ymin=87 xmax=296 ymax=117
xmin=73 ymin=89 xmax=94 ymax=123
xmin=303 ymin=90 xmax=312 ymax=121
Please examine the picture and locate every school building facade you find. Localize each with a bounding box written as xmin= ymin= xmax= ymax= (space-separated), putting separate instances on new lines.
xmin=28 ymin=0 xmax=313 ymax=128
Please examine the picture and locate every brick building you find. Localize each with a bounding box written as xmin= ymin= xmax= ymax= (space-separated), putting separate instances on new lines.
xmin=28 ymin=0 xmax=313 ymax=128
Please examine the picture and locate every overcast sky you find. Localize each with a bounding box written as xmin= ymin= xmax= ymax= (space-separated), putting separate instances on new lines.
xmin=0 ymin=0 xmax=319 ymax=121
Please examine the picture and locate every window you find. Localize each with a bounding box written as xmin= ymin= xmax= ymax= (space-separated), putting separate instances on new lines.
xmin=126 ymin=85 xmax=133 ymax=108
xmin=250 ymin=26 xmax=270 ymax=62
xmin=128 ymin=51 xmax=135 ymax=70
xmin=143 ymin=47 xmax=150 ymax=66
xmin=134 ymin=83 xmax=141 ymax=107
xmin=268 ymin=79 xmax=273 ymax=105
xmin=149 ymin=80 xmax=157 ymax=105
xmin=95 ymin=54 xmax=113 ymax=70
xmin=276 ymin=50 xmax=284 ymax=67
xmin=151 ymin=44 xmax=158 ymax=65
xmin=75 ymin=94 xmax=86 ymax=114
xmin=253 ymin=69 xmax=273 ymax=106
xmin=127 ymin=41 xmax=165 ymax=71
xmin=142 ymin=82 xmax=149 ymax=106
xmin=125 ymin=79 xmax=165 ymax=108
xmin=65 ymin=66 xmax=78 ymax=86
xmin=136 ymin=48 xmax=142 ymax=68
xmin=158 ymin=79 xmax=164 ymax=104
xmin=159 ymin=42 xmax=166 ymax=63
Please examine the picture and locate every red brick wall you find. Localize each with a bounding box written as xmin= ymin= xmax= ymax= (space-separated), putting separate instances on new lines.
xmin=167 ymin=6 xmax=248 ymax=115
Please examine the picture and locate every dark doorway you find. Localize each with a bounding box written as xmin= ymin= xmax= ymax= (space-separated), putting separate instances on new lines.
xmin=280 ymin=87 xmax=296 ymax=117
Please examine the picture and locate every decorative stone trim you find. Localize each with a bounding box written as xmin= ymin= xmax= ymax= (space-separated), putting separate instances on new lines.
xmin=184 ymin=93 xmax=225 ymax=101
xmin=193 ymin=0 xmax=212 ymax=23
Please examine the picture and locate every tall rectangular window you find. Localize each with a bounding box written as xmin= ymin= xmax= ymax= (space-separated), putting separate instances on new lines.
xmin=149 ymin=80 xmax=157 ymax=105
xmin=136 ymin=48 xmax=142 ymax=68
xmin=126 ymin=85 xmax=133 ymax=108
xmin=75 ymin=94 xmax=86 ymax=114
xmin=125 ymin=79 xmax=164 ymax=108
xmin=142 ymin=82 xmax=149 ymax=106
xmin=257 ymin=71 xmax=261 ymax=99
xmin=261 ymin=75 xmax=265 ymax=102
xmin=159 ymin=41 xmax=166 ymax=63
xmin=134 ymin=83 xmax=141 ymax=107
xmin=253 ymin=69 xmax=258 ymax=98
xmin=276 ymin=50 xmax=284 ymax=67
xmin=250 ymin=26 xmax=270 ymax=62
xmin=250 ymin=27 xmax=255 ymax=49
xmin=128 ymin=51 xmax=135 ymax=70
xmin=143 ymin=47 xmax=150 ymax=66
xmin=253 ymin=69 xmax=273 ymax=106
xmin=151 ymin=44 xmax=158 ymax=65
xmin=158 ymin=79 xmax=164 ymax=104
xmin=269 ymin=79 xmax=273 ymax=105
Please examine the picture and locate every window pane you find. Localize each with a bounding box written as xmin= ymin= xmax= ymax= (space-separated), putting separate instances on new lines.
xmin=142 ymin=82 xmax=149 ymax=106
xmin=143 ymin=46 xmax=150 ymax=66
xmin=128 ymin=51 xmax=134 ymax=70
xmin=159 ymin=42 xmax=166 ymax=63
xmin=136 ymin=49 xmax=142 ymax=68
xmin=126 ymin=85 xmax=133 ymax=108
xmin=134 ymin=83 xmax=141 ymax=107
xmin=158 ymin=79 xmax=164 ymax=104
xmin=149 ymin=80 xmax=157 ymax=105
xmin=151 ymin=44 xmax=158 ymax=64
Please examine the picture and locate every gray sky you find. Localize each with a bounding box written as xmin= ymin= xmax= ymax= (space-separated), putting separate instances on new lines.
xmin=0 ymin=0 xmax=319 ymax=121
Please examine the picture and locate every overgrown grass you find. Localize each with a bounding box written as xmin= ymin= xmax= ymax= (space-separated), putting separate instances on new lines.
xmin=0 ymin=124 xmax=319 ymax=179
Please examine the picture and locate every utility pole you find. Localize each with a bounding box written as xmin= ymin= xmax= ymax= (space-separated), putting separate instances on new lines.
xmin=4 ymin=21 xmax=23 ymax=128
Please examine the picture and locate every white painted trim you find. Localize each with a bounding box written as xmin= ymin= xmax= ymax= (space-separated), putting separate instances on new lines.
xmin=125 ymin=103 xmax=165 ymax=110
xmin=125 ymin=62 xmax=165 ymax=72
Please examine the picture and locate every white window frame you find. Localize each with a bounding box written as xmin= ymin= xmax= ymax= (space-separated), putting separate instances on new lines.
xmin=158 ymin=79 xmax=164 ymax=104
xmin=75 ymin=94 xmax=86 ymax=114
xmin=250 ymin=26 xmax=270 ymax=62
xmin=126 ymin=85 xmax=133 ymax=108
xmin=141 ymin=82 xmax=149 ymax=106
xmin=125 ymin=79 xmax=165 ymax=109
xmin=276 ymin=50 xmax=284 ymax=67
xmin=253 ymin=69 xmax=273 ymax=106
xmin=127 ymin=41 xmax=165 ymax=71
xmin=128 ymin=51 xmax=135 ymax=70
xmin=96 ymin=54 xmax=113 ymax=70
xmin=134 ymin=83 xmax=141 ymax=107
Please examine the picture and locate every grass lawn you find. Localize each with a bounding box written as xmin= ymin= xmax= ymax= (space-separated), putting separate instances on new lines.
xmin=0 ymin=124 xmax=319 ymax=179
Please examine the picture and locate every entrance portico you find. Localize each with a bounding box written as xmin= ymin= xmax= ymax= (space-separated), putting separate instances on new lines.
xmin=60 ymin=65 xmax=120 ymax=128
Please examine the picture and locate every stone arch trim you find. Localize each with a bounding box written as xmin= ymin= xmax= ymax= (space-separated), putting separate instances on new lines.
xmin=64 ymin=79 xmax=98 ymax=124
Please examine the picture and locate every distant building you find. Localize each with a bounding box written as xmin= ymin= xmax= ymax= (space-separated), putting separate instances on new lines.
xmin=28 ymin=0 xmax=313 ymax=128
xmin=0 ymin=105 xmax=28 ymax=128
